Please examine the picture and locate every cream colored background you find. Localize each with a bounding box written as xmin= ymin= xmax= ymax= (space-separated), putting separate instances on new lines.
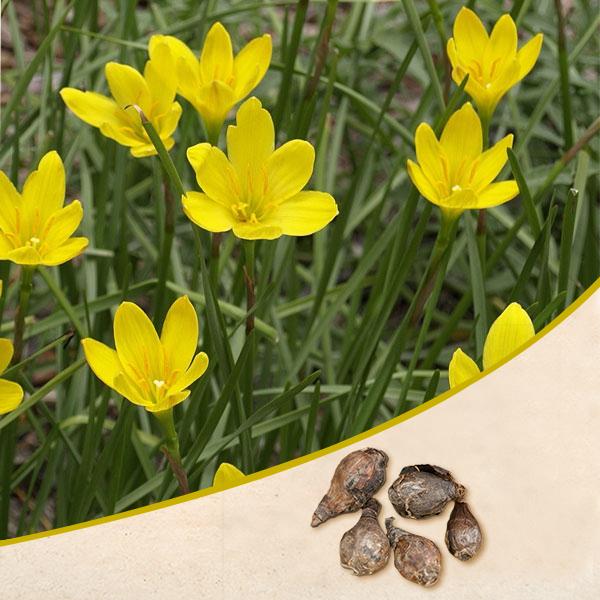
xmin=1 ymin=288 xmax=599 ymax=599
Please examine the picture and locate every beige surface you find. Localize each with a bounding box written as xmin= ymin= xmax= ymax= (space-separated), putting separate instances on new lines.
xmin=1 ymin=288 xmax=599 ymax=599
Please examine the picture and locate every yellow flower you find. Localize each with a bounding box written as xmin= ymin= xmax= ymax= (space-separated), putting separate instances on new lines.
xmin=407 ymin=103 xmax=519 ymax=220
xmin=60 ymin=55 xmax=182 ymax=157
xmin=447 ymin=7 xmax=543 ymax=120
xmin=148 ymin=22 xmax=272 ymax=140
xmin=449 ymin=302 xmax=535 ymax=388
xmin=0 ymin=151 xmax=88 ymax=266
xmin=0 ymin=338 xmax=24 ymax=415
xmin=183 ymin=97 xmax=338 ymax=240
xmin=82 ymin=296 xmax=209 ymax=413
xmin=213 ymin=463 xmax=245 ymax=490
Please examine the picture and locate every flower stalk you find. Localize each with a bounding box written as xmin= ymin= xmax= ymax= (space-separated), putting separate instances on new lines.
xmin=243 ymin=240 xmax=256 ymax=336
xmin=133 ymin=106 xmax=185 ymax=324
xmin=154 ymin=408 xmax=189 ymax=495
xmin=12 ymin=266 xmax=34 ymax=365
xmin=411 ymin=213 xmax=457 ymax=326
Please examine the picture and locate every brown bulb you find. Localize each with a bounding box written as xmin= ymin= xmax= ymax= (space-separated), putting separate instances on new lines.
xmin=445 ymin=501 xmax=483 ymax=561
xmin=339 ymin=499 xmax=390 ymax=576
xmin=385 ymin=517 xmax=442 ymax=587
xmin=388 ymin=464 xmax=465 ymax=519
xmin=311 ymin=448 xmax=388 ymax=527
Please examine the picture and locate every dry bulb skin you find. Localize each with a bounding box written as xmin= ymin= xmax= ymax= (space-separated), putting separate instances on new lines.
xmin=339 ymin=498 xmax=390 ymax=576
xmin=385 ymin=517 xmax=442 ymax=587
xmin=445 ymin=501 xmax=483 ymax=561
xmin=388 ymin=464 xmax=466 ymax=519
xmin=311 ymin=448 xmax=388 ymax=527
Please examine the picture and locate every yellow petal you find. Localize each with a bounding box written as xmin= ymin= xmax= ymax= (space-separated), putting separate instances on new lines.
xmin=41 ymin=237 xmax=88 ymax=266
xmin=517 ymin=33 xmax=543 ymax=79
xmin=129 ymin=141 xmax=164 ymax=158
xmin=0 ymin=338 xmax=14 ymax=372
xmin=175 ymin=54 xmax=203 ymax=107
xmin=98 ymin=120 xmax=145 ymax=150
xmin=0 ymin=170 xmax=20 ymax=232
xmin=448 ymin=348 xmax=480 ymax=388
xmin=440 ymin=103 xmax=482 ymax=169
xmin=407 ymin=159 xmax=440 ymax=204
xmin=232 ymin=34 xmax=272 ymax=99
xmin=42 ymin=200 xmax=83 ymax=249
xmin=143 ymin=47 xmax=177 ymax=116
xmin=114 ymin=302 xmax=162 ymax=380
xmin=0 ymin=378 xmax=24 ymax=414
xmin=483 ymin=303 xmax=535 ymax=370
xmin=149 ymin=35 xmax=200 ymax=100
xmin=189 ymin=146 xmax=240 ymax=206
xmin=460 ymin=71 xmax=492 ymax=114
xmin=486 ymin=14 xmax=518 ymax=65
xmin=105 ymin=62 xmax=152 ymax=113
xmin=22 ymin=151 xmax=65 ymax=223
xmin=452 ymin=7 xmax=489 ymax=63
xmin=415 ymin=123 xmax=446 ymax=185
xmin=7 ymin=246 xmax=42 ymax=265
xmin=439 ymin=188 xmax=479 ymax=210
xmin=182 ymin=191 xmax=234 ymax=233
xmin=81 ymin=338 xmax=123 ymax=391
xmin=114 ymin=372 xmax=152 ymax=407
xmin=226 ymin=97 xmax=274 ymax=173
xmin=0 ymin=232 xmax=13 ymax=258
xmin=200 ymin=22 xmax=233 ymax=83
xmin=232 ymin=222 xmax=282 ymax=240
xmin=161 ymin=296 xmax=199 ymax=375
xmin=155 ymin=102 xmax=182 ymax=139
xmin=265 ymin=140 xmax=314 ymax=203
xmin=194 ymin=80 xmax=236 ymax=137
xmin=146 ymin=390 xmax=190 ymax=413
xmin=60 ymin=88 xmax=130 ymax=130
xmin=213 ymin=462 xmax=245 ymax=490
xmin=187 ymin=143 xmax=212 ymax=173
xmin=486 ymin=59 xmax=520 ymax=113
xmin=265 ymin=191 xmax=338 ymax=236
xmin=169 ymin=352 xmax=209 ymax=394
xmin=476 ymin=181 xmax=519 ymax=208
xmin=471 ymin=134 xmax=513 ymax=191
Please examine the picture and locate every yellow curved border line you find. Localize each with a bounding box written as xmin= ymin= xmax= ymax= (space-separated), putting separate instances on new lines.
xmin=2 ymin=277 xmax=599 ymax=548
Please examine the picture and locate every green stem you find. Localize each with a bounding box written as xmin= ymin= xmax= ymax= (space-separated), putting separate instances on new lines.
xmin=206 ymin=119 xmax=223 ymax=289
xmin=481 ymin=112 xmax=490 ymax=149
xmin=135 ymin=108 xmax=186 ymax=199
xmin=533 ymin=116 xmax=600 ymax=203
xmin=154 ymin=408 xmax=189 ymax=495
xmin=402 ymin=0 xmax=445 ymax=112
xmin=131 ymin=107 xmax=195 ymax=323
xmin=395 ymin=223 xmax=456 ymax=415
xmin=2 ymin=331 xmax=74 ymax=380
xmin=39 ymin=268 xmax=86 ymax=337
xmin=12 ymin=267 xmax=34 ymax=365
xmin=554 ymin=0 xmax=573 ymax=149
xmin=154 ymin=176 xmax=175 ymax=326
xmin=410 ymin=212 xmax=457 ymax=326
xmin=243 ymin=240 xmax=256 ymax=336
xmin=243 ymin=240 xmax=256 ymax=430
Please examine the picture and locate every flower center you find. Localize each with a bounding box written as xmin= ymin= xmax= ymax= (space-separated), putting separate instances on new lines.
xmin=451 ymin=185 xmax=462 ymax=192
xmin=27 ymin=236 xmax=41 ymax=248
xmin=153 ymin=379 xmax=165 ymax=389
